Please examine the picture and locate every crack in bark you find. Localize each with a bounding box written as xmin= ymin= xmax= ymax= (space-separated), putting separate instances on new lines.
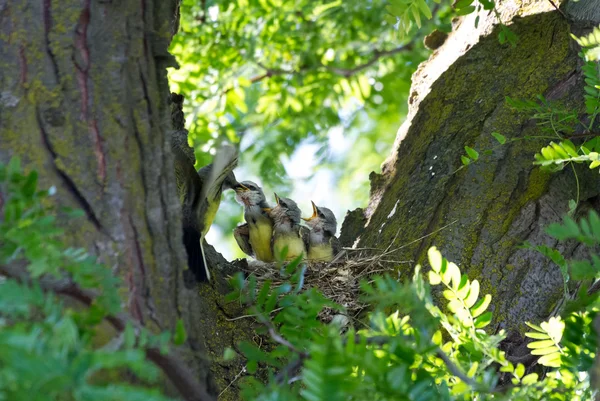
xmin=129 ymin=211 xmax=164 ymax=330
xmin=138 ymin=62 xmax=153 ymax=121
xmin=42 ymin=0 xmax=59 ymax=83
xmin=18 ymin=45 xmax=27 ymax=84
xmin=74 ymin=0 xmax=106 ymax=184
xmin=127 ymin=212 xmax=147 ymax=325
xmin=36 ymin=107 xmax=104 ymax=231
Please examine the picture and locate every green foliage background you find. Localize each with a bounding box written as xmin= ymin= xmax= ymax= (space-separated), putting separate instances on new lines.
xmin=168 ymin=0 xmax=454 ymax=254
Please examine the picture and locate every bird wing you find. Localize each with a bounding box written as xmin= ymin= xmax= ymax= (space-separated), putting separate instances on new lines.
xmin=234 ymin=223 xmax=254 ymax=257
xmin=330 ymin=235 xmax=341 ymax=258
xmin=300 ymin=226 xmax=311 ymax=254
xmin=196 ymin=144 xmax=239 ymax=236
xmin=201 ymin=144 xmax=239 ymax=203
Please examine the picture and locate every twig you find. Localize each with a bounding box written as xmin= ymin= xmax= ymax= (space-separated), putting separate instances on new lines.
xmin=436 ymin=349 xmax=481 ymax=389
xmin=231 ymin=40 xmax=417 ymax=92
xmin=225 ymin=307 xmax=284 ymax=321
xmin=546 ymin=0 xmax=568 ymax=19
xmin=325 ymin=41 xmax=416 ymax=77
xmin=219 ymin=365 xmax=247 ymax=397
xmin=0 ymin=264 xmax=216 ymax=401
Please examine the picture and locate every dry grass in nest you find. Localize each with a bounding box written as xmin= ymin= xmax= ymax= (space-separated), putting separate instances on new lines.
xmin=238 ymin=247 xmax=412 ymax=323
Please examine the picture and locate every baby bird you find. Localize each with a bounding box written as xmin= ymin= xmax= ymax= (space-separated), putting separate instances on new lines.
xmin=269 ymin=194 xmax=306 ymax=261
xmin=233 ymin=181 xmax=275 ymax=262
xmin=302 ymin=201 xmax=340 ymax=262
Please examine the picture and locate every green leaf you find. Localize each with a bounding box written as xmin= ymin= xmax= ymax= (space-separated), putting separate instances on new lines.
xmin=464 ymin=146 xmax=479 ymax=161
xmin=384 ymin=14 xmax=398 ymax=25
xmin=525 ymin=322 xmax=545 ymax=333
xmin=515 ymin=363 xmax=525 ymax=379
xmin=527 ymin=340 xmax=555 ymax=349
xmin=470 ymin=294 xmax=491 ymax=317
xmin=521 ymin=373 xmax=539 ymax=385
xmin=530 ymin=346 xmax=560 ymax=355
xmin=474 ymin=311 xmax=492 ymax=328
xmin=454 ymin=0 xmax=474 ymax=8
xmin=538 ymin=352 xmax=562 ymax=367
xmin=461 ymin=155 xmax=471 ymax=165
xmin=456 ymin=5 xmax=476 ymax=15
xmin=312 ymin=0 xmax=342 ymax=17
xmin=464 ymin=279 xmax=480 ymax=308
xmin=416 ymin=0 xmax=432 ymax=19
xmin=223 ymin=347 xmax=237 ymax=361
xmin=491 ymin=132 xmax=506 ymax=144
xmin=429 ymin=271 xmax=442 ymax=285
xmin=173 ymin=319 xmax=187 ymax=346
xmin=443 ymin=262 xmax=461 ymax=290
xmin=427 ymin=247 xmax=443 ymax=273
xmin=524 ymin=332 xmax=550 ymax=340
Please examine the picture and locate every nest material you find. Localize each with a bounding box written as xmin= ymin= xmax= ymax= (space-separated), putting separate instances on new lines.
xmin=237 ymin=249 xmax=411 ymax=323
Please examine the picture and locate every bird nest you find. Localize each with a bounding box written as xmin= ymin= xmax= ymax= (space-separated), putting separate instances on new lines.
xmin=236 ymin=249 xmax=411 ymax=323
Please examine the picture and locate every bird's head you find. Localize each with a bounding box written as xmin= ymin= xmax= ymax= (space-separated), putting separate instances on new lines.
xmin=233 ymin=180 xmax=269 ymax=208
xmin=223 ymin=171 xmax=244 ymax=191
xmin=270 ymin=193 xmax=301 ymax=225
xmin=302 ymin=201 xmax=337 ymax=235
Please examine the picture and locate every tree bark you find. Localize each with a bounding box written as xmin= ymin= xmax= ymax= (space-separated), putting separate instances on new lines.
xmin=341 ymin=0 xmax=600 ymax=356
xmin=0 ymin=1 xmax=252 ymax=399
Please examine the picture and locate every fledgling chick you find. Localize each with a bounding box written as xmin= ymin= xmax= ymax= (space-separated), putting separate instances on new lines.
xmin=302 ymin=201 xmax=340 ymax=262
xmin=269 ymin=194 xmax=306 ymax=261
xmin=232 ymin=181 xmax=275 ymax=262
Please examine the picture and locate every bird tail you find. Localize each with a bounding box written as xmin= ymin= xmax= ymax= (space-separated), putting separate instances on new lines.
xmin=182 ymin=226 xmax=210 ymax=282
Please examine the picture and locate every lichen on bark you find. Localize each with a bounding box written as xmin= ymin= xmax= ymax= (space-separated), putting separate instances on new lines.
xmin=0 ymin=0 xmax=255 ymax=399
xmin=341 ymin=6 xmax=600 ymax=345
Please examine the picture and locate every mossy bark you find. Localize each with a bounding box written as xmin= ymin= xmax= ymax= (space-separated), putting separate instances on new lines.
xmin=341 ymin=2 xmax=600 ymax=356
xmin=0 ymin=1 xmax=252 ymax=399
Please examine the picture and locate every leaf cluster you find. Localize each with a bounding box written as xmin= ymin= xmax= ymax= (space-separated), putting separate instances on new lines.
xmin=169 ymin=0 xmax=450 ymax=185
xmin=0 ymin=159 xmax=180 ymax=401
xmin=226 ymin=243 xmax=595 ymax=400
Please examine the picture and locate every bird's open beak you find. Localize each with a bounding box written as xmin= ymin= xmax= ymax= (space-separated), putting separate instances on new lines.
xmin=302 ymin=200 xmax=318 ymax=221
xmin=274 ymin=193 xmax=280 ymax=205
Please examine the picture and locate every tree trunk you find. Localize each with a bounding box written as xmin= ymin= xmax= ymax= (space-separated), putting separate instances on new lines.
xmin=0 ymin=1 xmax=252 ymax=399
xmin=341 ymin=0 xmax=600 ymax=360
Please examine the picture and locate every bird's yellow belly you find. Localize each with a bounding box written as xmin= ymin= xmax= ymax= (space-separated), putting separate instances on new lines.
xmin=249 ymin=220 xmax=274 ymax=262
xmin=201 ymin=201 xmax=220 ymax=237
xmin=308 ymin=244 xmax=333 ymax=262
xmin=274 ymin=235 xmax=305 ymax=261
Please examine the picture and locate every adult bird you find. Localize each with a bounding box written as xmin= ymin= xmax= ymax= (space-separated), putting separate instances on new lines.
xmin=268 ymin=194 xmax=307 ymax=261
xmin=302 ymin=201 xmax=340 ymax=262
xmin=173 ymin=135 xmax=242 ymax=282
xmin=233 ymin=181 xmax=275 ymax=262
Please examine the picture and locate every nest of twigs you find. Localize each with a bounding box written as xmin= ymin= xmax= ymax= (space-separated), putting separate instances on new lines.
xmin=238 ymin=248 xmax=411 ymax=323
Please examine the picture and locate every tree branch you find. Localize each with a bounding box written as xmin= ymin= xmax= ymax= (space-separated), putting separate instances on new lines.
xmin=238 ymin=40 xmax=417 ymax=90
xmin=325 ymin=41 xmax=416 ymax=77
xmin=0 ymin=263 xmax=217 ymax=401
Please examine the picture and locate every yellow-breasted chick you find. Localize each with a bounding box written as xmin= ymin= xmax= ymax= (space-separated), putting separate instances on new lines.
xmin=232 ymin=181 xmax=275 ymax=262
xmin=268 ymin=194 xmax=306 ymax=261
xmin=302 ymin=201 xmax=340 ymax=262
